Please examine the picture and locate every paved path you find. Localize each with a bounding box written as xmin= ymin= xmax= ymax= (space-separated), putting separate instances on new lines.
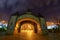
xmin=0 ymin=31 xmax=60 ymax=40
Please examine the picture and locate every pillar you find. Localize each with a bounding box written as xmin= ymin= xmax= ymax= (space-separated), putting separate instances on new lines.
xmin=7 ymin=16 xmax=18 ymax=35
xmin=40 ymin=17 xmax=48 ymax=35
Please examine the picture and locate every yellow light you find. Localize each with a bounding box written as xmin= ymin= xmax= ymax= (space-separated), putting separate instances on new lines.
xmin=46 ymin=22 xmax=55 ymax=26
xmin=14 ymin=18 xmax=41 ymax=34
xmin=28 ymin=24 xmax=32 ymax=29
xmin=1 ymin=20 xmax=6 ymax=24
xmin=20 ymin=23 xmax=34 ymax=36
xmin=21 ymin=23 xmax=34 ymax=30
xmin=26 ymin=30 xmax=33 ymax=37
xmin=21 ymin=30 xmax=33 ymax=37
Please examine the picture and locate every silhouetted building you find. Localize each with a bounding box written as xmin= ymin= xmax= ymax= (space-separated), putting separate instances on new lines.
xmin=7 ymin=10 xmax=48 ymax=35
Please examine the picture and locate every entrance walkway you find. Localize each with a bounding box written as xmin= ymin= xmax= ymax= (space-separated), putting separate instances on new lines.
xmin=0 ymin=30 xmax=47 ymax=40
xmin=0 ymin=31 xmax=60 ymax=40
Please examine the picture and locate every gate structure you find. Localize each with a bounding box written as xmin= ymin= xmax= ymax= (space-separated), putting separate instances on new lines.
xmin=7 ymin=11 xmax=48 ymax=35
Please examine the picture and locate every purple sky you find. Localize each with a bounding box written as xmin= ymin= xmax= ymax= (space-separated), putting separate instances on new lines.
xmin=0 ymin=0 xmax=60 ymax=22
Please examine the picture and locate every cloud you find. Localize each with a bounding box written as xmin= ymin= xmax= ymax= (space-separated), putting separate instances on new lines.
xmin=0 ymin=0 xmax=59 ymax=13
xmin=0 ymin=0 xmax=60 ymax=21
xmin=0 ymin=0 xmax=6 ymax=8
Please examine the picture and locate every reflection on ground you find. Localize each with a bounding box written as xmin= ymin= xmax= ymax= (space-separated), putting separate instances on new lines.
xmin=0 ymin=30 xmax=60 ymax=40
xmin=0 ymin=30 xmax=46 ymax=40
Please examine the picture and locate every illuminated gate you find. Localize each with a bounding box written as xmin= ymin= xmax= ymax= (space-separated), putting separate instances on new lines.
xmin=7 ymin=11 xmax=48 ymax=35
xmin=14 ymin=18 xmax=39 ymax=34
xmin=20 ymin=23 xmax=34 ymax=32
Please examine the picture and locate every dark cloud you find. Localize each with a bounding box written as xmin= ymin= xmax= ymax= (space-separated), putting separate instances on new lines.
xmin=0 ymin=0 xmax=60 ymax=21
xmin=0 ymin=0 xmax=59 ymax=12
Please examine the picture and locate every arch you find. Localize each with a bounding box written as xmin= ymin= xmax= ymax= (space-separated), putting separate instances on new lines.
xmin=18 ymin=20 xmax=37 ymax=33
xmin=14 ymin=18 xmax=42 ymax=34
xmin=7 ymin=12 xmax=48 ymax=35
xmin=17 ymin=14 xmax=40 ymax=22
xmin=21 ymin=23 xmax=34 ymax=31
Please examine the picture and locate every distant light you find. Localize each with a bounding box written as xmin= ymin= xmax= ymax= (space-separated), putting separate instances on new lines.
xmin=52 ymin=24 xmax=58 ymax=28
xmin=0 ymin=26 xmax=2 ymax=28
xmin=0 ymin=21 xmax=8 ymax=29
xmin=47 ymin=26 xmax=52 ymax=29
xmin=51 ymin=22 xmax=54 ymax=25
xmin=0 ymin=22 xmax=3 ymax=28
xmin=47 ymin=24 xmax=58 ymax=29
xmin=0 ymin=22 xmax=3 ymax=25
xmin=1 ymin=20 xmax=6 ymax=23
xmin=3 ymin=23 xmax=8 ymax=27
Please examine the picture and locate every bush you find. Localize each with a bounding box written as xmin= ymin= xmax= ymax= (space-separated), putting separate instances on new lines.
xmin=0 ymin=28 xmax=7 ymax=32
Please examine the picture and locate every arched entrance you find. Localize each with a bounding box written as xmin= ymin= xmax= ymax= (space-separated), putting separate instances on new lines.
xmin=20 ymin=23 xmax=34 ymax=32
xmin=7 ymin=11 xmax=48 ymax=35
xmin=14 ymin=18 xmax=41 ymax=34
xmin=18 ymin=20 xmax=37 ymax=33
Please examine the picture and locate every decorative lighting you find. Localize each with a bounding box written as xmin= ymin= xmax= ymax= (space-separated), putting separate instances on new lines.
xmin=47 ymin=24 xmax=58 ymax=29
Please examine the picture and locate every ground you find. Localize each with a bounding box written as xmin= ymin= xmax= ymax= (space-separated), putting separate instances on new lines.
xmin=0 ymin=31 xmax=60 ymax=40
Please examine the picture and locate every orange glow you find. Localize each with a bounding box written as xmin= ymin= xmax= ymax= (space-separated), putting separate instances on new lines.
xmin=21 ymin=23 xmax=34 ymax=30
xmin=21 ymin=30 xmax=33 ymax=37
xmin=46 ymin=22 xmax=55 ymax=26
xmin=14 ymin=18 xmax=41 ymax=34
xmin=1 ymin=20 xmax=6 ymax=24
xmin=20 ymin=23 xmax=34 ymax=35
xmin=26 ymin=30 xmax=33 ymax=37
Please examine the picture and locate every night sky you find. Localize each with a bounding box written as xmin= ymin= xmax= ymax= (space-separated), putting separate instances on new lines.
xmin=0 ymin=0 xmax=60 ymax=22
